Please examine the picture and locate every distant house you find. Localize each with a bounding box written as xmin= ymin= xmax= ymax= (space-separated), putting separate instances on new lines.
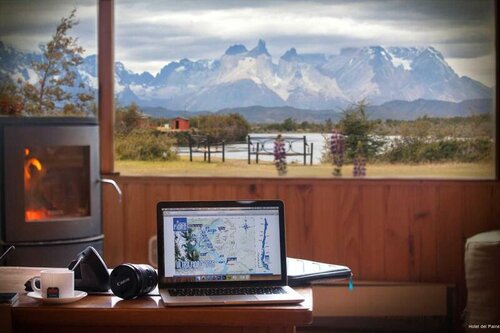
xmin=156 ymin=123 xmax=171 ymax=133
xmin=171 ymin=117 xmax=190 ymax=131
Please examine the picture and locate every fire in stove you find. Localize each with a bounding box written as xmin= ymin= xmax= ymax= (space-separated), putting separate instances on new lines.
xmin=23 ymin=146 xmax=90 ymax=222
xmin=24 ymin=148 xmax=45 ymax=220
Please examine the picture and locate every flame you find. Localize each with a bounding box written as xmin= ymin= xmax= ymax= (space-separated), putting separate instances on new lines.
xmin=24 ymin=158 xmax=42 ymax=180
xmin=24 ymin=151 xmax=49 ymax=222
xmin=25 ymin=209 xmax=47 ymax=221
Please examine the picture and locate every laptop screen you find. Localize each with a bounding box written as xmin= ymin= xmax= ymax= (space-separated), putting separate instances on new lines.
xmin=157 ymin=201 xmax=286 ymax=286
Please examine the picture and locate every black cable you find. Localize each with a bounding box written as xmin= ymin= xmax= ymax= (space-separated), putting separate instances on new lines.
xmin=0 ymin=245 xmax=15 ymax=264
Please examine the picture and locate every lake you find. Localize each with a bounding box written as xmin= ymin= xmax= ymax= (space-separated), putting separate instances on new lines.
xmin=177 ymin=133 xmax=330 ymax=164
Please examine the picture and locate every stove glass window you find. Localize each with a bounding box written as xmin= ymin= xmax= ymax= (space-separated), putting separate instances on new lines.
xmin=24 ymin=146 xmax=90 ymax=222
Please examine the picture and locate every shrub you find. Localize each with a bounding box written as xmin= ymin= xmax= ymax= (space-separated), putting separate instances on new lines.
xmin=190 ymin=113 xmax=250 ymax=143
xmin=380 ymin=137 xmax=492 ymax=163
xmin=115 ymin=129 xmax=177 ymax=161
xmin=338 ymin=101 xmax=384 ymax=161
xmin=115 ymin=103 xmax=143 ymax=134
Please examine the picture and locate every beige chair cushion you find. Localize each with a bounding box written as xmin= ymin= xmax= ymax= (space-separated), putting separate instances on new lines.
xmin=464 ymin=230 xmax=500 ymax=325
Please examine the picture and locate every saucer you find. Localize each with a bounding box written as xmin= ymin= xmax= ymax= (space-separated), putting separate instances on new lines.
xmin=27 ymin=291 xmax=87 ymax=304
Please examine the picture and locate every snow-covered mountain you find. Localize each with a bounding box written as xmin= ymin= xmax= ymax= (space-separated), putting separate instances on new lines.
xmin=0 ymin=41 xmax=42 ymax=84
xmin=318 ymin=46 xmax=490 ymax=104
xmin=0 ymin=41 xmax=97 ymax=101
xmin=0 ymin=40 xmax=492 ymax=112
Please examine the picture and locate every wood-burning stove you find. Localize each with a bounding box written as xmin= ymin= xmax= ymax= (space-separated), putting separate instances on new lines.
xmin=0 ymin=117 xmax=104 ymax=267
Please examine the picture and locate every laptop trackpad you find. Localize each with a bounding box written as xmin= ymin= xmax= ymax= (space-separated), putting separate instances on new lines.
xmin=210 ymin=295 xmax=258 ymax=302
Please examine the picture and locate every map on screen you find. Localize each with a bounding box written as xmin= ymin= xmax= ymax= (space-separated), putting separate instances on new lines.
xmin=173 ymin=216 xmax=272 ymax=276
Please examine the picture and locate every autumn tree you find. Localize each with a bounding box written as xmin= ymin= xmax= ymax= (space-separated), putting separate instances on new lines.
xmin=190 ymin=113 xmax=250 ymax=142
xmin=115 ymin=102 xmax=143 ymax=134
xmin=22 ymin=9 xmax=94 ymax=116
xmin=0 ymin=78 xmax=23 ymax=116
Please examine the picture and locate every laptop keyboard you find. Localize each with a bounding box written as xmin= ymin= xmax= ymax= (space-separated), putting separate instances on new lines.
xmin=168 ymin=287 xmax=287 ymax=296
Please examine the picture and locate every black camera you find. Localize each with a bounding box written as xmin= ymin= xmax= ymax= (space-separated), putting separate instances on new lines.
xmin=68 ymin=246 xmax=110 ymax=292
xmin=110 ymin=264 xmax=158 ymax=299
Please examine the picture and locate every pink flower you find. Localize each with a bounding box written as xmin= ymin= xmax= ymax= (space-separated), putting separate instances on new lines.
xmin=274 ymin=134 xmax=287 ymax=176
xmin=330 ymin=129 xmax=344 ymax=176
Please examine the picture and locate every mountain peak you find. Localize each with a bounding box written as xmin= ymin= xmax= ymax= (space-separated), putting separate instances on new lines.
xmin=281 ymin=48 xmax=302 ymax=62
xmin=248 ymin=39 xmax=270 ymax=58
xmin=367 ymin=46 xmax=391 ymax=59
xmin=179 ymin=58 xmax=193 ymax=65
xmin=423 ymin=46 xmax=445 ymax=61
xmin=115 ymin=62 xmax=125 ymax=71
xmin=225 ymin=44 xmax=248 ymax=55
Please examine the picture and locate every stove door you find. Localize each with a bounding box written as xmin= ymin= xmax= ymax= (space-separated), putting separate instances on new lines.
xmin=3 ymin=125 xmax=101 ymax=242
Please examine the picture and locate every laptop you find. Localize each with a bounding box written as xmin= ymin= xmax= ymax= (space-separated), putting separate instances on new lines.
xmin=157 ymin=200 xmax=305 ymax=306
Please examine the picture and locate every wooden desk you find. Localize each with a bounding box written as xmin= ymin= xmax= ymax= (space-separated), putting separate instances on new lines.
xmin=0 ymin=267 xmax=313 ymax=333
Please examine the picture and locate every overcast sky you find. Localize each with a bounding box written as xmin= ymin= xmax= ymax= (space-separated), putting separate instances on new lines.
xmin=0 ymin=0 xmax=496 ymax=86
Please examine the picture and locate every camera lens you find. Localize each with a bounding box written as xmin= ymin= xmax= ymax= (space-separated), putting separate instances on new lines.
xmin=110 ymin=264 xmax=158 ymax=299
xmin=136 ymin=264 xmax=157 ymax=295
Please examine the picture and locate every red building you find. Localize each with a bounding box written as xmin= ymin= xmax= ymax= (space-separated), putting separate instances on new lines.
xmin=170 ymin=117 xmax=190 ymax=130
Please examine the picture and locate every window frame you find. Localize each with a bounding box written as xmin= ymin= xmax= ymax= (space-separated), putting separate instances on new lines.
xmin=98 ymin=0 xmax=115 ymax=174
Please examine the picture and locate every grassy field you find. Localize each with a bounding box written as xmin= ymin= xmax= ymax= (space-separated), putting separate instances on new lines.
xmin=116 ymin=157 xmax=495 ymax=179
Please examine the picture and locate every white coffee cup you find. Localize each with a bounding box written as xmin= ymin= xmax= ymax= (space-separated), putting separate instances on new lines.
xmin=32 ymin=269 xmax=74 ymax=299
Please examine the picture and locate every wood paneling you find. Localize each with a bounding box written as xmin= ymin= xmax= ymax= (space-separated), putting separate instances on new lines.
xmin=384 ymin=185 xmax=414 ymax=281
xmin=359 ymin=185 xmax=387 ymax=279
xmin=413 ymin=184 xmax=438 ymax=281
xmin=103 ymin=177 xmax=500 ymax=314
xmin=435 ymin=185 xmax=465 ymax=305
xmin=123 ymin=182 xmax=148 ymax=262
xmin=102 ymin=184 xmax=124 ymax=265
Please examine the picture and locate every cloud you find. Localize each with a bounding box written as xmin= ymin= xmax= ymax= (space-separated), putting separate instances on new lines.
xmin=115 ymin=2 xmax=493 ymax=48
xmin=0 ymin=0 xmax=97 ymax=53
xmin=0 ymin=0 xmax=495 ymax=84
xmin=112 ymin=0 xmax=495 ymax=77
xmin=448 ymin=54 xmax=496 ymax=86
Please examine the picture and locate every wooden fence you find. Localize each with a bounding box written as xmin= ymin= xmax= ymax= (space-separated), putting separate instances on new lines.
xmin=247 ymin=135 xmax=313 ymax=165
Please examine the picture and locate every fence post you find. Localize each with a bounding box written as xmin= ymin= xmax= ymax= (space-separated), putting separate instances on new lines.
xmin=222 ymin=141 xmax=225 ymax=162
xmin=208 ymin=142 xmax=211 ymax=163
xmin=256 ymin=142 xmax=260 ymax=164
xmin=247 ymin=135 xmax=251 ymax=164
xmin=303 ymin=136 xmax=307 ymax=165
xmin=310 ymin=142 xmax=314 ymax=165
xmin=189 ymin=135 xmax=193 ymax=162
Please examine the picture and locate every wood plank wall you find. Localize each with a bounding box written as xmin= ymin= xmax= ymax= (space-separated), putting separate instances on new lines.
xmin=102 ymin=177 xmax=500 ymax=313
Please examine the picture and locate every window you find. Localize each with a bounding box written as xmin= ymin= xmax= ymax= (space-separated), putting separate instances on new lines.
xmin=112 ymin=0 xmax=496 ymax=179
xmin=3 ymin=1 xmax=496 ymax=179
xmin=0 ymin=0 xmax=98 ymax=117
